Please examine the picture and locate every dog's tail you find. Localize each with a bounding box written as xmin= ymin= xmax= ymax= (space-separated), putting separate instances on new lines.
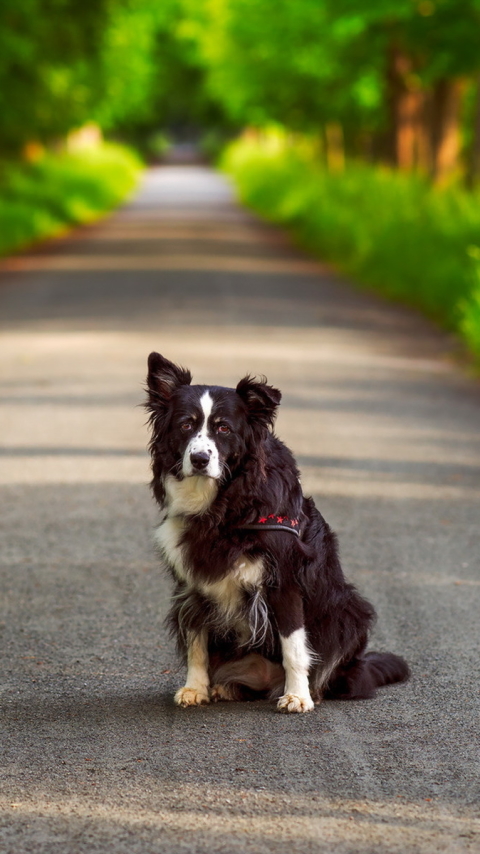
xmin=211 ymin=653 xmax=285 ymax=699
xmin=324 ymin=651 xmax=410 ymax=701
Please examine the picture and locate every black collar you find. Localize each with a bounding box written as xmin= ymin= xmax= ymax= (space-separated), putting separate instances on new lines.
xmin=236 ymin=515 xmax=300 ymax=538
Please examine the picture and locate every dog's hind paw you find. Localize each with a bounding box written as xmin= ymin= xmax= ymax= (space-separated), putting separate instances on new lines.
xmin=277 ymin=693 xmax=314 ymax=713
xmin=210 ymin=684 xmax=235 ymax=702
xmin=174 ymin=686 xmax=210 ymax=707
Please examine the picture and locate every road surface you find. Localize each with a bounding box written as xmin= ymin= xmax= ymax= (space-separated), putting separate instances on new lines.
xmin=0 ymin=167 xmax=479 ymax=852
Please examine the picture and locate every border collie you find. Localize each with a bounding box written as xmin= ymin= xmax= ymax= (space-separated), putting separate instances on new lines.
xmin=146 ymin=353 xmax=409 ymax=713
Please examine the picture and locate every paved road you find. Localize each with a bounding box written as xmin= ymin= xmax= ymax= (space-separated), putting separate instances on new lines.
xmin=1 ymin=167 xmax=479 ymax=853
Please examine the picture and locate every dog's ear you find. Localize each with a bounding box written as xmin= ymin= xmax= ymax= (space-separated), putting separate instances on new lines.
xmin=146 ymin=352 xmax=192 ymax=407
xmin=236 ymin=375 xmax=281 ymax=429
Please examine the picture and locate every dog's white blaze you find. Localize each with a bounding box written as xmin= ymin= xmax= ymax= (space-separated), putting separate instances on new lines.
xmin=280 ymin=627 xmax=312 ymax=702
xmin=182 ymin=391 xmax=221 ymax=479
xmin=164 ymin=473 xmax=218 ymax=516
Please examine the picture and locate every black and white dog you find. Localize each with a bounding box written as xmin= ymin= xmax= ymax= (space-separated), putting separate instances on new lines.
xmin=146 ymin=353 xmax=409 ymax=713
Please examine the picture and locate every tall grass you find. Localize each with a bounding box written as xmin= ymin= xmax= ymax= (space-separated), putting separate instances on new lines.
xmin=0 ymin=142 xmax=142 ymax=257
xmin=222 ymin=133 xmax=480 ymax=364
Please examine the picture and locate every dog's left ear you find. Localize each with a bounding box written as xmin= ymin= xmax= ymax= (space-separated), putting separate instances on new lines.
xmin=236 ymin=376 xmax=281 ymax=429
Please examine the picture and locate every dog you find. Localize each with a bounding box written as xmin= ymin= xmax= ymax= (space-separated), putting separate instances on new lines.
xmin=145 ymin=352 xmax=410 ymax=713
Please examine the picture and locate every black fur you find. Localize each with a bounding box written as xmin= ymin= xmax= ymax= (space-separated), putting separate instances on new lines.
xmin=145 ymin=353 xmax=410 ymax=707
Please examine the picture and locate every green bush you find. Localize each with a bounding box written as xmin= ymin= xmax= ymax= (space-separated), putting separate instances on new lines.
xmin=459 ymin=249 xmax=480 ymax=362
xmin=0 ymin=142 xmax=142 ymax=256
xmin=222 ymin=132 xmax=480 ymax=364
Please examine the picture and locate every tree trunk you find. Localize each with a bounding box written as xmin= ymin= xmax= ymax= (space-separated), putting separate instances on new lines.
xmin=415 ymin=89 xmax=433 ymax=173
xmin=467 ymin=75 xmax=480 ymax=187
xmin=324 ymin=122 xmax=345 ymax=172
xmin=431 ymin=78 xmax=465 ymax=183
xmin=397 ymin=87 xmax=427 ymax=170
xmin=387 ymin=47 xmax=426 ymax=172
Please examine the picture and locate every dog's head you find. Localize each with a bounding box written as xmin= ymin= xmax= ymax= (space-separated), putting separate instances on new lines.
xmin=145 ymin=352 xmax=281 ymax=483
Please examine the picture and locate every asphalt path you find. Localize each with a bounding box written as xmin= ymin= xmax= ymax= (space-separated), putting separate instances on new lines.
xmin=1 ymin=166 xmax=479 ymax=853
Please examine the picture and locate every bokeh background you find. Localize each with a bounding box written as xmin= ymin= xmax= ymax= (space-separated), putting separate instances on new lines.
xmin=2 ymin=0 xmax=480 ymax=360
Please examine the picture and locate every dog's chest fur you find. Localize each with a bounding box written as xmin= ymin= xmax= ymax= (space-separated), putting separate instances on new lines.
xmin=154 ymin=474 xmax=265 ymax=634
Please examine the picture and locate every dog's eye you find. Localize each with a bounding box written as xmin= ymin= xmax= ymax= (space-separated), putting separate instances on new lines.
xmin=180 ymin=422 xmax=193 ymax=432
xmin=217 ymin=424 xmax=231 ymax=435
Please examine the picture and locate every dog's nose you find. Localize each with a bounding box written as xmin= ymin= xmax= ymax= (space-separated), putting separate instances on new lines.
xmin=190 ymin=451 xmax=210 ymax=470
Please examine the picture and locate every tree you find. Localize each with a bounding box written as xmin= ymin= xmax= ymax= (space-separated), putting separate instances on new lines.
xmin=187 ymin=0 xmax=480 ymax=179
xmin=0 ymin=0 xmax=110 ymax=152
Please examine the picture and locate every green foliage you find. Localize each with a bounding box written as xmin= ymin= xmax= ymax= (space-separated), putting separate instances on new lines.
xmin=2 ymin=0 xmax=480 ymax=363
xmin=3 ymin=0 xmax=480 ymax=157
xmin=0 ymin=0 xmax=223 ymax=152
xmin=186 ymin=0 xmax=372 ymax=130
xmin=223 ymin=132 xmax=480 ymax=361
xmin=188 ymin=0 xmax=480 ymax=136
xmin=459 ymin=249 xmax=480 ymax=360
xmin=0 ymin=0 xmax=110 ymax=151
xmin=94 ymin=0 xmax=169 ymax=133
xmin=0 ymin=143 xmax=141 ymax=256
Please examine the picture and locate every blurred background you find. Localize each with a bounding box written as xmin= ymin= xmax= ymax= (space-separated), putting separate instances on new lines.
xmin=1 ymin=0 xmax=480 ymax=361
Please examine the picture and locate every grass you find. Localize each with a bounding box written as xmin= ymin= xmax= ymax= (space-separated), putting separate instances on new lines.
xmin=222 ymin=132 xmax=480 ymax=364
xmin=0 ymin=142 xmax=142 ymax=257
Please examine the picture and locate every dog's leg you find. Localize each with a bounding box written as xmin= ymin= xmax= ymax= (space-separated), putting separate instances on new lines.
xmin=277 ymin=628 xmax=314 ymax=713
xmin=174 ymin=629 xmax=210 ymax=707
xmin=270 ymin=589 xmax=314 ymax=713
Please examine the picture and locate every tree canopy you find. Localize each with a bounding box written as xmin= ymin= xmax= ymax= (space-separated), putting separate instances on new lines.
xmin=2 ymin=0 xmax=480 ymax=178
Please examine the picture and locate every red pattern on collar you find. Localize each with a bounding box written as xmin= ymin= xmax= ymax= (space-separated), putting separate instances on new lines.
xmin=256 ymin=515 xmax=299 ymax=528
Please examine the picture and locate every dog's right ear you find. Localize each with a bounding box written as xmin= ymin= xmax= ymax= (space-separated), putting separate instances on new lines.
xmin=146 ymin=352 xmax=192 ymax=408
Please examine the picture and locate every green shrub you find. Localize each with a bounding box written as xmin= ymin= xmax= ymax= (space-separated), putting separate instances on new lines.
xmin=0 ymin=142 xmax=142 ymax=256
xmin=459 ymin=249 xmax=480 ymax=362
xmin=222 ymin=132 xmax=480 ymax=363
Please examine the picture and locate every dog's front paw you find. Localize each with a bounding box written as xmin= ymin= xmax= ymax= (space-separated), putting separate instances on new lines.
xmin=174 ymin=686 xmax=210 ymax=707
xmin=277 ymin=693 xmax=314 ymax=713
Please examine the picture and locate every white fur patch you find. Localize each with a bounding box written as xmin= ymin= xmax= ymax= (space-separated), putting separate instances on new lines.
xmin=199 ymin=557 xmax=266 ymax=643
xmin=199 ymin=557 xmax=263 ymax=618
xmin=155 ymin=474 xmax=218 ymax=581
xmin=164 ymin=473 xmax=218 ymax=516
xmin=183 ymin=391 xmax=221 ymax=479
xmin=154 ymin=516 xmax=188 ymax=581
xmin=278 ymin=627 xmax=314 ymax=713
